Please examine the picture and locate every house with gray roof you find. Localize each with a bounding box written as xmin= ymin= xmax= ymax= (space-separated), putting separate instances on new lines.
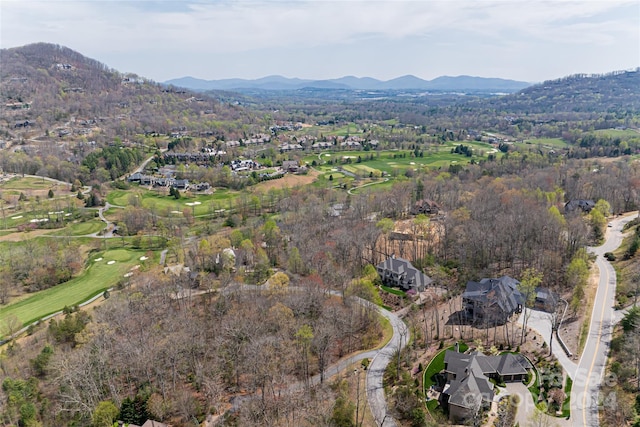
xmin=441 ymin=350 xmax=531 ymax=422
xmin=564 ymin=199 xmax=596 ymax=213
xmin=462 ymin=276 xmax=524 ymax=325
xmin=376 ymin=256 xmax=433 ymax=292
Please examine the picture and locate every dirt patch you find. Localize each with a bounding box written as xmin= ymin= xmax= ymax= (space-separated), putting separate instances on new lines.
xmin=0 ymin=229 xmax=54 ymax=242
xmin=252 ymin=170 xmax=319 ymax=191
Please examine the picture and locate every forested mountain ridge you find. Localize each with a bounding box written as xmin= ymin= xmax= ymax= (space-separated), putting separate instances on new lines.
xmin=486 ymin=69 xmax=640 ymax=113
xmin=0 ymin=43 xmax=252 ymax=144
xmin=0 ymin=43 xmax=258 ymax=183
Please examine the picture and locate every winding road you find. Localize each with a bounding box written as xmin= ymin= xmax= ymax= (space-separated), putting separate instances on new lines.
xmin=569 ymin=212 xmax=637 ymax=427
xmin=217 ymin=285 xmax=407 ymax=426
xmin=366 ymin=301 xmax=408 ymax=427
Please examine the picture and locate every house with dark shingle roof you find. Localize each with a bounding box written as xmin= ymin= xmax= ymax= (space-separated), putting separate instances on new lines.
xmin=376 ymin=256 xmax=433 ymax=292
xmin=441 ymin=350 xmax=531 ymax=422
xmin=462 ymin=276 xmax=524 ymax=325
xmin=564 ymin=199 xmax=596 ymax=213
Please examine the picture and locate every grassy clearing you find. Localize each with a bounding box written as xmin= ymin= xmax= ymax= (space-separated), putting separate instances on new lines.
xmin=594 ymin=128 xmax=640 ymax=139
xmin=49 ymin=220 xmax=105 ymax=236
xmin=305 ymin=145 xmax=494 ymax=177
xmin=0 ymin=176 xmax=56 ymax=190
xmin=107 ymin=188 xmax=239 ymax=216
xmin=0 ymin=248 xmax=145 ymax=332
xmin=523 ymin=138 xmax=569 ymax=149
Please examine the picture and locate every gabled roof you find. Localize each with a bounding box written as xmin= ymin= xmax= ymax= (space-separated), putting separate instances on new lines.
xmin=564 ymin=199 xmax=596 ymax=212
xmin=376 ymin=256 xmax=433 ymax=288
xmin=463 ymin=276 xmax=523 ymax=315
xmin=444 ymin=352 xmax=494 ymax=408
xmin=445 ymin=350 xmax=531 ymax=379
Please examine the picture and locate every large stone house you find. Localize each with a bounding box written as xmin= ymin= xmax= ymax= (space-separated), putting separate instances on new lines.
xmin=440 ymin=350 xmax=531 ymax=422
xmin=376 ymin=256 xmax=432 ymax=292
xmin=462 ymin=276 xmax=524 ymax=325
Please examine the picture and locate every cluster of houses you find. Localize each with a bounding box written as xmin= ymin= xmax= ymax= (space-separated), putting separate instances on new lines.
xmin=163 ymin=151 xmax=224 ymax=164
xmin=277 ymin=135 xmax=379 ymax=153
xmin=374 ymin=256 xmax=554 ymax=423
xmin=127 ymin=173 xmax=209 ymax=192
xmin=230 ymin=159 xmax=260 ymax=172
xmin=225 ymin=133 xmax=271 ymax=147
xmin=269 ymin=123 xmax=303 ymax=133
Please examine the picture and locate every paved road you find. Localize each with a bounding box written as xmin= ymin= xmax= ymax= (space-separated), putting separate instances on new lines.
xmin=570 ymin=212 xmax=637 ymax=427
xmin=366 ymin=302 xmax=408 ymax=427
xmin=348 ymin=177 xmax=390 ymax=195
xmin=218 ymin=285 xmax=406 ymax=426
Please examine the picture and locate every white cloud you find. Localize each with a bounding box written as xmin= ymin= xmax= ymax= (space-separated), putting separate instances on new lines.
xmin=1 ymin=0 xmax=637 ymax=81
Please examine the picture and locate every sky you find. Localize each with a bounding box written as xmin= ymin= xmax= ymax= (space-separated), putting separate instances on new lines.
xmin=1 ymin=0 xmax=639 ymax=83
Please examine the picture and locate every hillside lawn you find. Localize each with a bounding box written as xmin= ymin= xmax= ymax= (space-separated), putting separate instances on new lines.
xmin=593 ymin=128 xmax=640 ymax=139
xmin=0 ymin=176 xmax=63 ymax=190
xmin=0 ymin=248 xmax=145 ymax=333
xmin=49 ymin=219 xmax=105 ymax=236
xmin=305 ymin=145 xmax=493 ymax=182
xmin=107 ymin=188 xmax=240 ymax=216
xmin=522 ymin=138 xmax=569 ymax=149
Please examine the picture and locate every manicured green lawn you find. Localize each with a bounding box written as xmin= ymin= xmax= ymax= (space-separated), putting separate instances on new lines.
xmin=380 ymin=285 xmax=406 ymax=297
xmin=305 ymin=146 xmax=492 ymax=178
xmin=0 ymin=176 xmax=56 ymax=190
xmin=423 ymin=342 xmax=469 ymax=389
xmin=528 ymin=368 xmax=540 ymax=403
xmin=0 ymin=248 xmax=145 ymax=333
xmin=594 ymin=128 xmax=640 ymax=139
xmin=523 ymin=138 xmax=568 ymax=149
xmin=49 ymin=220 xmax=105 ymax=236
xmin=107 ymin=188 xmax=240 ymax=216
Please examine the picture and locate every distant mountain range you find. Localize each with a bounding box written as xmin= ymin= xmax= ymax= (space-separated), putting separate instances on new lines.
xmin=164 ymin=74 xmax=532 ymax=93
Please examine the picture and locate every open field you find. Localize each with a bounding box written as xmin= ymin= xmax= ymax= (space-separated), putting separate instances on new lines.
xmin=593 ymin=128 xmax=640 ymax=139
xmin=49 ymin=219 xmax=105 ymax=236
xmin=0 ymin=248 xmax=145 ymax=332
xmin=304 ymin=144 xmax=493 ymax=183
xmin=522 ymin=138 xmax=569 ymax=149
xmin=107 ymin=188 xmax=240 ymax=216
xmin=0 ymin=175 xmax=74 ymax=199
xmin=250 ymin=169 xmax=319 ymax=191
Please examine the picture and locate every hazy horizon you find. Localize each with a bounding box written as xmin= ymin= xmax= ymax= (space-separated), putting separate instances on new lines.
xmin=1 ymin=1 xmax=638 ymax=83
